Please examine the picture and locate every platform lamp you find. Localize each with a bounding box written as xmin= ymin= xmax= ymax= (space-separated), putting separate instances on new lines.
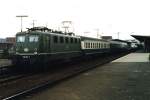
xmin=16 ymin=15 xmax=28 ymax=32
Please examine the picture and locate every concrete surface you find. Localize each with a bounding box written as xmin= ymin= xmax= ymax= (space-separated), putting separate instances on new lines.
xmin=25 ymin=53 xmax=150 ymax=100
xmin=112 ymin=53 xmax=150 ymax=62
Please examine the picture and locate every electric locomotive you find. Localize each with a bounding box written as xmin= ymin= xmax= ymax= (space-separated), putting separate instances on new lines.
xmin=13 ymin=27 xmax=82 ymax=65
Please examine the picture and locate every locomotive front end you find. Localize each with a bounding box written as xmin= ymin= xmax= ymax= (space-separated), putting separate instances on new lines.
xmin=13 ymin=32 xmax=40 ymax=65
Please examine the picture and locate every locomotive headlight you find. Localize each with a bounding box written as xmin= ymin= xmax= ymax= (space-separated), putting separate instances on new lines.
xmin=24 ymin=48 xmax=29 ymax=52
xmin=34 ymin=52 xmax=37 ymax=54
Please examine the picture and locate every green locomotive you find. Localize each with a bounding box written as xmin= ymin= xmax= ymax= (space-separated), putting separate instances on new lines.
xmin=14 ymin=27 xmax=82 ymax=65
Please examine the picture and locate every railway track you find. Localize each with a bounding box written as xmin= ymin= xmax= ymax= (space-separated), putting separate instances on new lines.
xmin=1 ymin=52 xmax=129 ymax=100
xmin=0 ymin=66 xmax=16 ymax=79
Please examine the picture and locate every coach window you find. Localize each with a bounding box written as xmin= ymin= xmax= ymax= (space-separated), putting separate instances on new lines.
xmin=87 ymin=43 xmax=89 ymax=48
xmin=53 ymin=36 xmax=58 ymax=43
xmin=85 ymin=43 xmax=87 ymax=48
xmin=99 ymin=43 xmax=100 ymax=48
xmin=60 ymin=37 xmax=64 ymax=43
xmin=93 ymin=43 xmax=94 ymax=48
xmin=103 ymin=43 xmax=105 ymax=48
xmin=105 ymin=43 xmax=106 ymax=48
xmin=87 ymin=43 xmax=90 ymax=48
xmin=89 ymin=43 xmax=91 ymax=48
xmin=101 ymin=43 xmax=103 ymax=48
xmin=106 ymin=44 xmax=108 ymax=48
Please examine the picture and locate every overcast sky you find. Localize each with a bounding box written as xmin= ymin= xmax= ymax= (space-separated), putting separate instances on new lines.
xmin=0 ymin=0 xmax=150 ymax=39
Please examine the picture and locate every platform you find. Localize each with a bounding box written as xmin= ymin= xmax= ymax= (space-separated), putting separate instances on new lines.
xmin=0 ymin=59 xmax=12 ymax=68
xmin=25 ymin=53 xmax=150 ymax=100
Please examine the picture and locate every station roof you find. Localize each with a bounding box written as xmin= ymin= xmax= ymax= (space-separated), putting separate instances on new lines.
xmin=111 ymin=39 xmax=130 ymax=43
xmin=131 ymin=35 xmax=150 ymax=42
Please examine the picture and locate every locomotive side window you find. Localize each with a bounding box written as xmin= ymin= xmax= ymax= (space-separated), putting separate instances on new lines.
xmin=17 ymin=36 xmax=25 ymax=42
xmin=65 ymin=37 xmax=69 ymax=43
xmin=70 ymin=38 xmax=73 ymax=43
xmin=60 ymin=37 xmax=64 ymax=43
xmin=29 ymin=35 xmax=38 ymax=42
xmin=75 ymin=38 xmax=77 ymax=43
xmin=53 ymin=36 xmax=58 ymax=43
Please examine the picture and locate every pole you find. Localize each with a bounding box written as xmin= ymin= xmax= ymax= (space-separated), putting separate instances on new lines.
xmin=117 ymin=32 xmax=120 ymax=39
xmin=16 ymin=15 xmax=28 ymax=32
xmin=21 ymin=17 xmax=22 ymax=32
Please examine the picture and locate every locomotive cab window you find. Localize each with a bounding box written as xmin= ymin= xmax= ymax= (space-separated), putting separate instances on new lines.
xmin=29 ymin=35 xmax=38 ymax=42
xmin=17 ymin=36 xmax=25 ymax=42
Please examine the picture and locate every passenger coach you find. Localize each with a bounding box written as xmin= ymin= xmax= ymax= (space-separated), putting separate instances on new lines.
xmin=80 ymin=36 xmax=110 ymax=55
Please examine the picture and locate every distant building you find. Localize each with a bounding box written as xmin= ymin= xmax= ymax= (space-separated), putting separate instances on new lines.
xmin=101 ymin=36 xmax=112 ymax=40
xmin=0 ymin=38 xmax=6 ymax=43
xmin=0 ymin=37 xmax=15 ymax=55
xmin=6 ymin=37 xmax=15 ymax=44
xmin=131 ymin=35 xmax=150 ymax=52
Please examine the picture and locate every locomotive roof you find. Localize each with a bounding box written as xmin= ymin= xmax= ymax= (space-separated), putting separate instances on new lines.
xmin=80 ymin=36 xmax=108 ymax=42
xmin=16 ymin=29 xmax=80 ymax=38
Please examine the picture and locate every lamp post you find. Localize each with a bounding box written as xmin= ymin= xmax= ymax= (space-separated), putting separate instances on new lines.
xmin=16 ymin=15 xmax=28 ymax=32
xmin=117 ymin=32 xmax=120 ymax=39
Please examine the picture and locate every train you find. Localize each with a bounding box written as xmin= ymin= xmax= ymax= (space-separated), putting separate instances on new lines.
xmin=12 ymin=27 xmax=136 ymax=65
